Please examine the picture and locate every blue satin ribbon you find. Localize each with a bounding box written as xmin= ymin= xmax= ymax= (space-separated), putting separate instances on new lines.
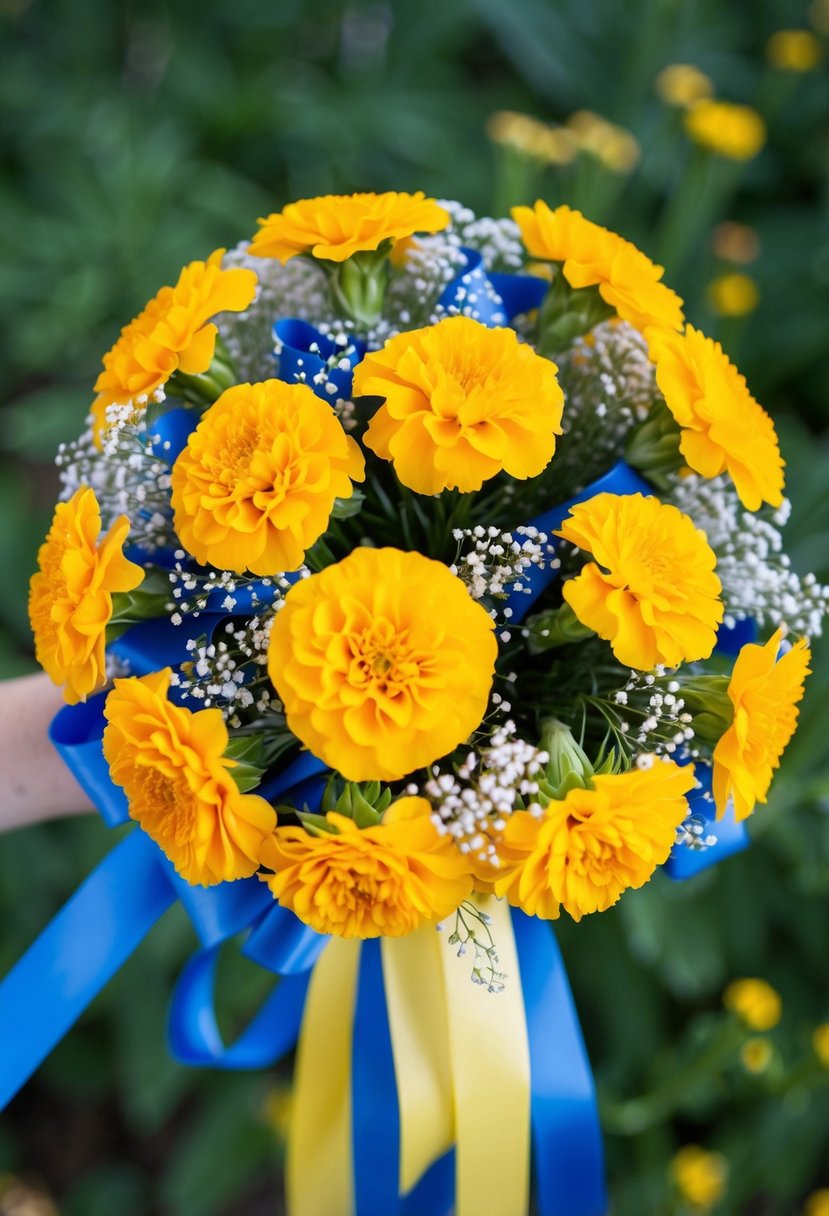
xmin=352 ymin=940 xmax=401 ymax=1216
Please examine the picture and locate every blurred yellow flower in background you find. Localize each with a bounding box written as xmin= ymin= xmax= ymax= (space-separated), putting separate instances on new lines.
xmin=813 ymin=1023 xmax=829 ymax=1067
xmin=268 ymin=547 xmax=497 ymax=782
xmin=707 ymin=272 xmax=760 ymax=317
xmin=92 ymin=250 xmax=256 ymax=432
xmin=494 ymin=761 xmax=695 ymax=921
xmin=655 ymin=63 xmax=715 ymax=108
xmin=103 ymin=668 xmax=276 ymax=885
xmin=647 ymin=325 xmax=783 ymax=510
xmin=723 ymin=978 xmax=782 ymax=1030
xmin=512 ymin=201 xmax=684 ymax=333
xmin=713 ymin=628 xmax=811 ymax=820
xmin=712 ymin=221 xmax=760 ymax=264
xmin=684 ymin=100 xmax=766 ymax=160
xmin=250 ymin=191 xmax=449 ymax=263
xmin=565 ymin=110 xmax=641 ymax=173
xmin=804 ymin=1191 xmax=829 ymax=1216
xmin=260 ymin=797 xmax=473 ymax=938
xmin=171 ymin=379 xmax=364 ymax=575
xmin=355 ymin=315 xmax=564 ymax=495
xmin=671 ymin=1145 xmax=728 ymax=1211
xmin=767 ymin=29 xmax=823 ymax=71
xmin=740 ymin=1036 xmax=773 ymax=1073
xmin=486 ymin=111 xmax=578 ymax=165
xmin=29 ymin=486 xmax=143 ymax=704
xmin=558 ymin=492 xmax=723 ymax=670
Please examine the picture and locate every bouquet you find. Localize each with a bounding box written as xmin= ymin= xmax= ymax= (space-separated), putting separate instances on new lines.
xmin=4 ymin=191 xmax=826 ymax=1216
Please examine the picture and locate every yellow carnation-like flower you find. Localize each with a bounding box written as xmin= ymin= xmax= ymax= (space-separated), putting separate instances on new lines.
xmin=103 ymin=668 xmax=276 ymax=885
xmin=557 ymin=492 xmax=723 ymax=670
xmin=511 ymin=201 xmax=685 ymax=334
xmin=353 ymin=315 xmax=564 ymax=495
xmin=494 ymin=761 xmax=695 ymax=921
xmin=170 ymin=379 xmax=365 ymax=575
xmin=92 ymin=250 xmax=257 ymax=433
xmin=723 ymin=978 xmax=782 ymax=1030
xmin=712 ymin=628 xmax=810 ymax=821
xmin=259 ymin=796 xmax=472 ymax=938
xmin=647 ymin=325 xmax=784 ymax=510
xmin=684 ymin=100 xmax=766 ymax=160
xmin=28 ymin=486 xmax=144 ymax=704
xmin=268 ymin=547 xmax=497 ymax=782
xmin=671 ymin=1146 xmax=728 ymax=1211
xmin=250 ymin=192 xmax=450 ymax=264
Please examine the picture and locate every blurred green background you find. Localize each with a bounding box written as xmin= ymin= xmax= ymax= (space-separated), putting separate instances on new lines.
xmin=2 ymin=0 xmax=829 ymax=1213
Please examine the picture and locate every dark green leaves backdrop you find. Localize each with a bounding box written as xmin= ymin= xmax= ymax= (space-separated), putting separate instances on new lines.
xmin=1 ymin=1 xmax=828 ymax=1212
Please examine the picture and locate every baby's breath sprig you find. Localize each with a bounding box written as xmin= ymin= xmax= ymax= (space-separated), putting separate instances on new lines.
xmin=445 ymin=900 xmax=507 ymax=993
xmin=170 ymin=614 xmax=282 ymax=728
xmin=450 ymin=524 xmax=558 ymax=603
xmin=166 ymin=554 xmax=301 ymax=623
xmin=582 ymin=665 xmax=696 ymax=760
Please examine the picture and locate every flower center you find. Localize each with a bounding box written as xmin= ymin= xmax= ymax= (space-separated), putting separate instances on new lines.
xmin=137 ymin=765 xmax=197 ymax=847
xmin=347 ymin=621 xmax=421 ymax=695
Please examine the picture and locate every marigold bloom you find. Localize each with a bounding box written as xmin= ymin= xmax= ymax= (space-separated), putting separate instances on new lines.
xmin=712 ymin=628 xmax=810 ymax=821
xmin=268 ymin=547 xmax=497 ymax=782
xmin=250 ymin=192 xmax=450 ymax=264
xmin=260 ymin=796 xmax=472 ymax=938
xmin=684 ymin=101 xmax=766 ymax=160
xmin=706 ymin=272 xmax=759 ymax=317
xmin=767 ymin=29 xmax=823 ymax=71
xmin=171 ymin=380 xmax=365 ymax=575
xmin=486 ymin=111 xmax=577 ymax=165
xmin=655 ymin=63 xmax=715 ymax=108
xmin=805 ymin=1191 xmax=829 ymax=1216
xmin=740 ymin=1037 xmax=773 ymax=1074
xmin=647 ymin=325 xmax=783 ymax=510
xmin=494 ymin=761 xmax=695 ymax=921
xmin=511 ymin=201 xmax=684 ymax=334
xmin=723 ymin=978 xmax=782 ymax=1030
xmin=558 ymin=492 xmax=723 ymax=670
xmin=29 ymin=487 xmax=143 ymax=704
xmin=354 ymin=316 xmax=564 ymax=495
xmin=103 ymin=669 xmax=275 ymax=885
xmin=670 ymin=1146 xmax=728 ymax=1210
xmin=92 ymin=250 xmax=257 ymax=431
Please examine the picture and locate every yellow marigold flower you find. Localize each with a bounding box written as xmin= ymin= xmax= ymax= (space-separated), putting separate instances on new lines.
xmin=486 ymin=112 xmax=578 ymax=165
xmin=353 ymin=315 xmax=564 ymax=495
xmin=259 ymin=796 xmax=472 ymax=938
xmin=250 ymin=192 xmax=449 ymax=264
xmin=655 ymin=63 xmax=715 ymax=108
xmin=566 ymin=111 xmax=640 ymax=173
xmin=671 ymin=1146 xmax=728 ymax=1210
xmin=92 ymin=250 xmax=257 ymax=432
xmin=707 ymin=272 xmax=760 ymax=317
xmin=557 ymin=492 xmax=723 ymax=670
xmin=29 ymin=486 xmax=143 ymax=704
xmin=170 ymin=379 xmax=365 ymax=575
xmin=647 ymin=325 xmax=783 ymax=511
xmin=511 ymin=201 xmax=684 ymax=334
xmin=767 ymin=29 xmax=823 ymax=71
xmin=103 ymin=668 xmax=276 ymax=885
xmin=494 ymin=761 xmax=695 ymax=921
xmin=723 ymin=978 xmax=782 ymax=1030
xmin=684 ymin=100 xmax=766 ymax=161
xmin=805 ymin=1191 xmax=829 ymax=1216
xmin=813 ymin=1023 xmax=829 ymax=1067
xmin=712 ymin=628 xmax=810 ymax=821
xmin=268 ymin=547 xmax=497 ymax=782
xmin=740 ymin=1036 xmax=773 ymax=1073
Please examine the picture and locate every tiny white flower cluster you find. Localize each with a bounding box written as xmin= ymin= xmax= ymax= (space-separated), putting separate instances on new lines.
xmin=218 ymin=244 xmax=331 ymax=381
xmin=170 ymin=614 xmax=281 ymax=727
xmin=437 ymin=200 xmax=525 ymax=271
xmin=57 ymin=405 xmax=176 ymax=552
xmin=420 ymin=721 xmax=549 ymax=871
xmin=167 ymin=552 xmax=299 ymax=621
xmin=675 ymin=814 xmax=718 ymax=851
xmin=384 ymin=237 xmax=466 ymax=331
xmin=669 ymin=474 xmax=829 ymax=638
xmin=450 ymin=525 xmax=558 ymax=602
xmin=613 ymin=667 xmax=695 ymax=756
xmin=552 ymin=320 xmax=658 ymax=496
xmin=272 ymin=322 xmax=364 ymax=427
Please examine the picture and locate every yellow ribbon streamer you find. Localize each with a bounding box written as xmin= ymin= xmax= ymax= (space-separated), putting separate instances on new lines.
xmin=287 ymin=937 xmax=360 ymax=1216
xmin=288 ymin=898 xmax=532 ymax=1216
